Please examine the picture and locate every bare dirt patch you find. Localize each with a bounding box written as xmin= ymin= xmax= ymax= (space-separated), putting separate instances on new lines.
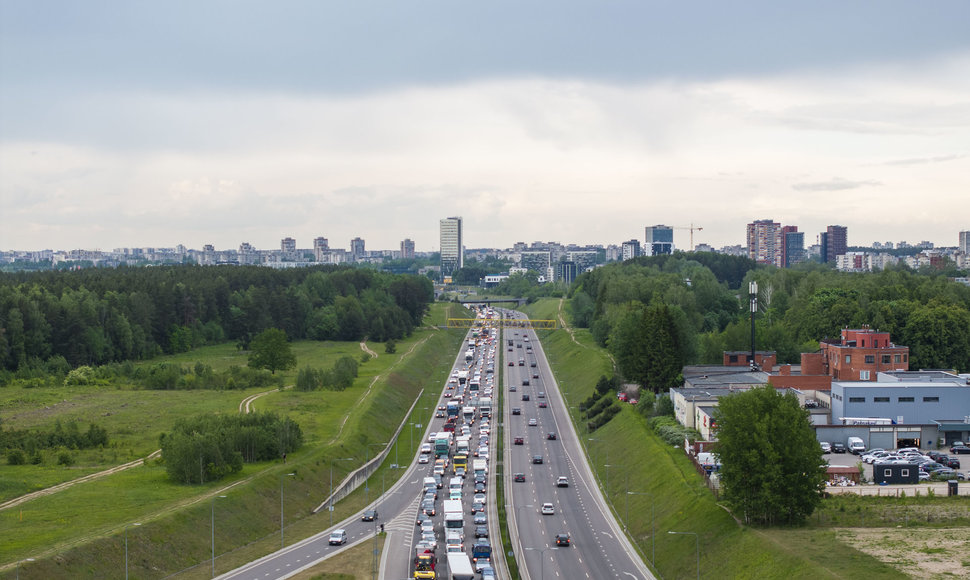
xmin=835 ymin=527 xmax=970 ymax=578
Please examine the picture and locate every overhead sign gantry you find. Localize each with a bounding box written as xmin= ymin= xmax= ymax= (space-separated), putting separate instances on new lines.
xmin=446 ymin=318 xmax=557 ymax=330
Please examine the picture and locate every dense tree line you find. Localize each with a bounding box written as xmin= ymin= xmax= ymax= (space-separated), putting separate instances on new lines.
xmin=159 ymin=412 xmax=302 ymax=484
xmin=0 ymin=265 xmax=433 ymax=373
xmin=294 ymin=355 xmax=359 ymax=391
xmin=569 ymin=254 xmax=970 ymax=389
xmin=1 ymin=419 xmax=108 ymax=454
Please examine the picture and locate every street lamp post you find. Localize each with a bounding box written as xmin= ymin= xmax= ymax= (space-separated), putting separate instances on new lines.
xmin=124 ymin=522 xmax=141 ymax=580
xmin=16 ymin=558 xmax=35 ymax=580
xmin=524 ymin=546 xmax=549 ymax=580
xmin=668 ymin=531 xmax=699 ymax=580
xmin=211 ymin=494 xmax=227 ymax=577
xmin=280 ymin=472 xmax=295 ymax=548
xmin=749 ymin=280 xmax=758 ymax=369
xmin=329 ymin=457 xmax=354 ymax=528
xmin=604 ymin=464 xmax=613 ymax=499
xmin=627 ymin=491 xmax=655 ymax=565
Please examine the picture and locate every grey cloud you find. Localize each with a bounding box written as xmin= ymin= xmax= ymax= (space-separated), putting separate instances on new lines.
xmin=792 ymin=178 xmax=883 ymax=192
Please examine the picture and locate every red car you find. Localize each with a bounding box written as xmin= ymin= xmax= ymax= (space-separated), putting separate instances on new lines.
xmin=514 ymin=436 xmax=524 ymax=445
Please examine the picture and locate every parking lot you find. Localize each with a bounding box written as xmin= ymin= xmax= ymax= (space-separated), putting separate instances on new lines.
xmin=823 ymin=450 xmax=970 ymax=496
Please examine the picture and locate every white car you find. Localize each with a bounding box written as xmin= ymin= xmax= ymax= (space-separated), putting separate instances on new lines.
xmin=418 ymin=454 xmax=430 ymax=464
xmin=420 ymin=443 xmax=432 ymax=454
xmin=540 ymin=502 xmax=555 ymax=515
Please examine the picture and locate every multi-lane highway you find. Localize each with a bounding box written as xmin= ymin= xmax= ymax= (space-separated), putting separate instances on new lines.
xmin=502 ymin=311 xmax=654 ymax=580
xmin=221 ymin=306 xmax=652 ymax=580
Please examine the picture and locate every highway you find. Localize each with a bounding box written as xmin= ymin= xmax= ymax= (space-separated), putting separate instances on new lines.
xmin=220 ymin=306 xmax=653 ymax=580
xmin=502 ymin=311 xmax=654 ymax=580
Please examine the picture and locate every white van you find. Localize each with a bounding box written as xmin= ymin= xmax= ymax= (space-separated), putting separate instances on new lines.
xmin=328 ymin=529 xmax=347 ymax=545
xmin=847 ymin=436 xmax=866 ymax=454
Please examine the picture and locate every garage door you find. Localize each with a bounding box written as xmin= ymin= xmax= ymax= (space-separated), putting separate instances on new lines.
xmin=870 ymin=432 xmax=894 ymax=450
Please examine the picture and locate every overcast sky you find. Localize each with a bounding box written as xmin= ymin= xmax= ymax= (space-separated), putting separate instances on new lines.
xmin=2 ymin=1 xmax=969 ymax=253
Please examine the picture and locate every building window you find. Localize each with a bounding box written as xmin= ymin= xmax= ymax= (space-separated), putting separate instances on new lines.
xmin=882 ymin=355 xmax=891 ymax=364
xmin=874 ymin=397 xmax=889 ymax=403
xmin=865 ymin=355 xmax=875 ymax=364
xmin=845 ymin=355 xmax=851 ymax=364
xmin=898 ymin=397 xmax=914 ymax=403
xmin=901 ymin=469 xmax=909 ymax=477
xmin=859 ymin=370 xmax=870 ymax=380
xmin=849 ymin=397 xmax=865 ymax=403
xmin=894 ymin=354 xmax=901 ymax=364
xmin=729 ymin=355 xmax=738 ymax=363
xmin=904 ymin=354 xmax=908 ymax=362
xmin=883 ymin=469 xmax=892 ymax=477
xmin=923 ymin=396 xmax=940 ymax=403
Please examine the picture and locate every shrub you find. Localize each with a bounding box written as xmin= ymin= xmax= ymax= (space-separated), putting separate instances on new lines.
xmin=57 ymin=451 xmax=75 ymax=466
xmin=7 ymin=449 xmax=26 ymax=465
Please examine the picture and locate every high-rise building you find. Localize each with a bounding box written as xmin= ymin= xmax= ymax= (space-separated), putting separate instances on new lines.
xmin=747 ymin=219 xmax=782 ymax=266
xmin=350 ymin=237 xmax=366 ymax=261
xmin=556 ymin=261 xmax=578 ymax=285
xmin=780 ymin=226 xmax=805 ymax=268
xmin=621 ymin=240 xmax=641 ymax=261
xmin=820 ymin=225 xmax=848 ymax=263
xmin=644 ymin=225 xmax=674 ymax=256
xmin=400 ymin=238 xmax=415 ymax=259
xmin=520 ymin=251 xmax=551 ymax=273
xmin=281 ymin=237 xmax=297 ymax=253
xmin=439 ymin=216 xmax=463 ymax=278
xmin=959 ymin=231 xmax=970 ymax=254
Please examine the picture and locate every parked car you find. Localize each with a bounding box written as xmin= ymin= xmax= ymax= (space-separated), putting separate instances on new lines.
xmin=950 ymin=445 xmax=970 ymax=455
xmin=831 ymin=442 xmax=847 ymax=453
xmin=819 ymin=441 xmax=832 ymax=453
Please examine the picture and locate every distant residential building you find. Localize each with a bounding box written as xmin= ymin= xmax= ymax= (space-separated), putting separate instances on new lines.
xmin=820 ymin=225 xmax=848 ymax=263
xmin=281 ymin=237 xmax=296 ymax=253
xmin=400 ymin=238 xmax=415 ymax=259
xmin=780 ymin=226 xmax=805 ymax=268
xmin=621 ymin=239 xmax=640 ymax=261
xmin=566 ymin=251 xmax=598 ymax=272
xmin=440 ymin=216 xmax=464 ymax=278
xmin=694 ymin=243 xmax=715 ymax=253
xmin=720 ymin=244 xmax=746 ymax=257
xmin=746 ymin=219 xmax=782 ymax=266
xmin=959 ymin=231 xmax=970 ymax=254
xmin=605 ymin=244 xmax=622 ymax=262
xmin=556 ymin=261 xmax=578 ymax=285
xmin=520 ymin=251 xmax=551 ymax=273
xmin=644 ymin=225 xmax=674 ymax=256
xmin=350 ymin=237 xmax=366 ymax=261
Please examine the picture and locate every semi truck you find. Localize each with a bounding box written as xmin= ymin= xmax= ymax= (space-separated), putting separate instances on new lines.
xmin=479 ymin=397 xmax=492 ymax=418
xmin=465 ymin=348 xmax=474 ymax=361
xmin=443 ymin=499 xmax=463 ymax=530
xmin=434 ymin=433 xmax=452 ymax=457
xmin=446 ymin=552 xmax=475 ymax=580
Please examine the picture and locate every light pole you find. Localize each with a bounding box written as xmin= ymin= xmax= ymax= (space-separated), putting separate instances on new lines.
xmin=524 ymin=546 xmax=549 ymax=580
xmin=749 ymin=280 xmax=758 ymax=370
xmin=604 ymin=464 xmax=613 ymax=499
xmin=280 ymin=472 xmax=295 ymax=548
xmin=627 ymin=491 xmax=655 ymax=566
xmin=211 ymin=494 xmax=226 ymax=577
xmin=124 ymin=522 xmax=141 ymax=580
xmin=330 ymin=457 xmax=354 ymax=528
xmin=668 ymin=531 xmax=699 ymax=580
xmin=16 ymin=558 xmax=34 ymax=580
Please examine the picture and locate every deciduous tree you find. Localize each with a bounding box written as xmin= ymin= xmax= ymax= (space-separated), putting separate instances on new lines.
xmin=247 ymin=328 xmax=296 ymax=374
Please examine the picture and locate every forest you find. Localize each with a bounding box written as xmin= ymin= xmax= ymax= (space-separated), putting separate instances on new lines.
xmin=570 ymin=254 xmax=970 ymax=391
xmin=0 ymin=265 xmax=434 ymax=375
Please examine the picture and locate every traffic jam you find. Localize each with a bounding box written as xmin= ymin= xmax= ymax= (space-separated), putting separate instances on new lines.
xmin=412 ymin=307 xmax=499 ymax=580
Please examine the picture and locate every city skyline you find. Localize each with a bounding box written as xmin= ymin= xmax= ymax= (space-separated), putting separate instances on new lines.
xmin=2 ymin=2 xmax=969 ymax=252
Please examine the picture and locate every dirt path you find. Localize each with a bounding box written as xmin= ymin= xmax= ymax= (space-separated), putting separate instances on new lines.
xmin=557 ymin=298 xmax=581 ymax=346
xmin=360 ymin=340 xmax=378 ymax=359
xmin=2 ymin=386 xmax=291 ymax=513
xmin=329 ymin=335 xmax=430 ymax=445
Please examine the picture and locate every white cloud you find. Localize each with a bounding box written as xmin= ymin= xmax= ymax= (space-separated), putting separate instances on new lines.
xmin=2 ymin=54 xmax=970 ymax=251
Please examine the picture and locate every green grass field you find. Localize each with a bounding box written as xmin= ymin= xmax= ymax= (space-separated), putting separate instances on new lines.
xmin=0 ymin=302 xmax=468 ymax=578
xmin=520 ymin=298 xmax=911 ymax=579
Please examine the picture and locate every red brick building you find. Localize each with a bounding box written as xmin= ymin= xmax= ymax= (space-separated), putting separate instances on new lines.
xmin=722 ymin=351 xmax=777 ymax=369
xmin=818 ymin=326 xmax=909 ymax=381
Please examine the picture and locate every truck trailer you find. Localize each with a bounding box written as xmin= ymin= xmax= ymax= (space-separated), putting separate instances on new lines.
xmin=446 ymin=552 xmax=475 ymax=580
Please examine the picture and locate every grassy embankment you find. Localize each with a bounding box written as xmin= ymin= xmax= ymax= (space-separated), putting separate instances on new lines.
xmin=519 ymin=298 xmax=905 ymax=579
xmin=1 ymin=302 xmax=471 ymax=579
